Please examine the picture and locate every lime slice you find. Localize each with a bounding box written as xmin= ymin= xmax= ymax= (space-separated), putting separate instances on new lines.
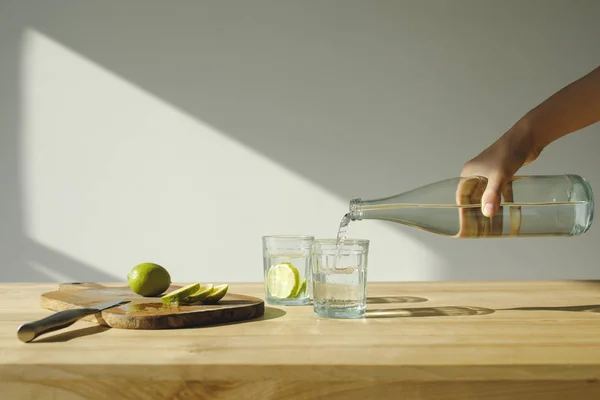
xmin=202 ymin=284 xmax=229 ymax=304
xmin=161 ymin=282 xmax=201 ymax=305
xmin=182 ymin=284 xmax=214 ymax=304
xmin=293 ymin=279 xmax=307 ymax=298
xmin=267 ymin=263 xmax=300 ymax=299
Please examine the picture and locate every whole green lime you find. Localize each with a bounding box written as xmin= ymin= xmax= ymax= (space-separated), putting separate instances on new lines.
xmin=127 ymin=262 xmax=171 ymax=296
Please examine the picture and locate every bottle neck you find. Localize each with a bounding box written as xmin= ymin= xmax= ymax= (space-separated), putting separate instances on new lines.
xmin=349 ymin=198 xmax=364 ymax=221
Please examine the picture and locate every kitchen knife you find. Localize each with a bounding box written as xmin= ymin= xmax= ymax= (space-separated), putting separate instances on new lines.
xmin=17 ymin=298 xmax=128 ymax=343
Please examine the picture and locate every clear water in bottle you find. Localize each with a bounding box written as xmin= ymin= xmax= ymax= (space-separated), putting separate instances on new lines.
xmin=351 ymin=200 xmax=590 ymax=238
xmin=345 ymin=174 xmax=594 ymax=238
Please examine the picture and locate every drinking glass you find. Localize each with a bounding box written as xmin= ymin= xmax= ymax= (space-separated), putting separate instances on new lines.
xmin=262 ymin=235 xmax=313 ymax=306
xmin=311 ymin=238 xmax=369 ymax=318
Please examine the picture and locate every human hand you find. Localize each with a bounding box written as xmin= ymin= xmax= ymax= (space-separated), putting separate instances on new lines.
xmin=453 ymin=125 xmax=540 ymax=237
xmin=459 ymin=125 xmax=539 ymax=218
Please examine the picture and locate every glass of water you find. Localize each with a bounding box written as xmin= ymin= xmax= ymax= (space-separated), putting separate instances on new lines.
xmin=311 ymin=238 xmax=369 ymax=318
xmin=262 ymin=235 xmax=314 ymax=306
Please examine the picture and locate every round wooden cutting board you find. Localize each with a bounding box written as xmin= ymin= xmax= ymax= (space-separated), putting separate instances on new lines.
xmin=40 ymin=282 xmax=265 ymax=329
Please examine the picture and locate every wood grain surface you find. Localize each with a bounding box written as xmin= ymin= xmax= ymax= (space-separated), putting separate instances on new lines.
xmin=3 ymin=281 xmax=600 ymax=400
xmin=39 ymin=282 xmax=264 ymax=329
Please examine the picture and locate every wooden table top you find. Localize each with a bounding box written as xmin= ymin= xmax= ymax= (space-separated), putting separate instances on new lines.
xmin=2 ymin=281 xmax=600 ymax=399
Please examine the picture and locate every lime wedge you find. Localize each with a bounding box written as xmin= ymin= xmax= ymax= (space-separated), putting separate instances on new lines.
xmin=182 ymin=284 xmax=214 ymax=304
xmin=203 ymin=284 xmax=229 ymax=304
xmin=267 ymin=263 xmax=300 ymax=299
xmin=161 ymin=282 xmax=201 ymax=305
xmin=293 ymin=279 xmax=307 ymax=298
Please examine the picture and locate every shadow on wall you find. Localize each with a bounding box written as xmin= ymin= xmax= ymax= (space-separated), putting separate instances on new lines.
xmin=0 ymin=5 xmax=120 ymax=282
xmin=0 ymin=12 xmax=25 ymax=280
xmin=1 ymin=1 xmax=599 ymax=281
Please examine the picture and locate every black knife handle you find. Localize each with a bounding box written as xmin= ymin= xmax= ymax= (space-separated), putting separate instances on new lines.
xmin=17 ymin=308 xmax=99 ymax=343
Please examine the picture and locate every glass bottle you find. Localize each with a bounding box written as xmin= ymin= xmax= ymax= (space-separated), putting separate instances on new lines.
xmin=346 ymin=174 xmax=594 ymax=238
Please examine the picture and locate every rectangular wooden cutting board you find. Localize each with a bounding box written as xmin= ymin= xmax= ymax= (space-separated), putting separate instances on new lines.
xmin=40 ymin=282 xmax=265 ymax=329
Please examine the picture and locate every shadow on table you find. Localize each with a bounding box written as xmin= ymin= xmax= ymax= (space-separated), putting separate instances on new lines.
xmin=366 ymin=303 xmax=600 ymax=319
xmin=260 ymin=306 xmax=287 ymax=320
xmin=367 ymin=296 xmax=428 ymax=304
xmin=498 ymin=304 xmax=600 ymax=313
xmin=366 ymin=306 xmax=495 ymax=318
xmin=192 ymin=306 xmax=287 ymax=330
xmin=33 ymin=325 xmax=111 ymax=343
xmin=30 ymin=306 xmax=287 ymax=342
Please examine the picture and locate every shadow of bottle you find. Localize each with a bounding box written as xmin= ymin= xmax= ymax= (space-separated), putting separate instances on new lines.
xmin=366 ymin=296 xmax=428 ymax=304
xmin=498 ymin=304 xmax=600 ymax=313
xmin=366 ymin=305 xmax=495 ymax=318
xmin=365 ymin=303 xmax=600 ymax=319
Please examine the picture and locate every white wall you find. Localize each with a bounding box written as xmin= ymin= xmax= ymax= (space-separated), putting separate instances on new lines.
xmin=1 ymin=0 xmax=599 ymax=283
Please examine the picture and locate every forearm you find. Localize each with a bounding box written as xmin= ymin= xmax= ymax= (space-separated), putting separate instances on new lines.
xmin=518 ymin=65 xmax=600 ymax=153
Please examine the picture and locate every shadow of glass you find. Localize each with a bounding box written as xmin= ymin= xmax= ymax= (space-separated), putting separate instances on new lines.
xmin=366 ymin=306 xmax=495 ymax=318
xmin=367 ymin=296 xmax=427 ymax=304
xmin=499 ymin=304 xmax=600 ymax=313
xmin=33 ymin=325 xmax=110 ymax=343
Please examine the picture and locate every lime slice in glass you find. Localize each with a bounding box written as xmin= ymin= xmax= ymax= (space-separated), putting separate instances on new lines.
xmin=267 ymin=263 xmax=300 ymax=299
xmin=293 ymin=279 xmax=307 ymax=298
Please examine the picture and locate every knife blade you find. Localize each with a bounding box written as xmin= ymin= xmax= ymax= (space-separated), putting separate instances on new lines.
xmin=17 ymin=298 xmax=128 ymax=343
